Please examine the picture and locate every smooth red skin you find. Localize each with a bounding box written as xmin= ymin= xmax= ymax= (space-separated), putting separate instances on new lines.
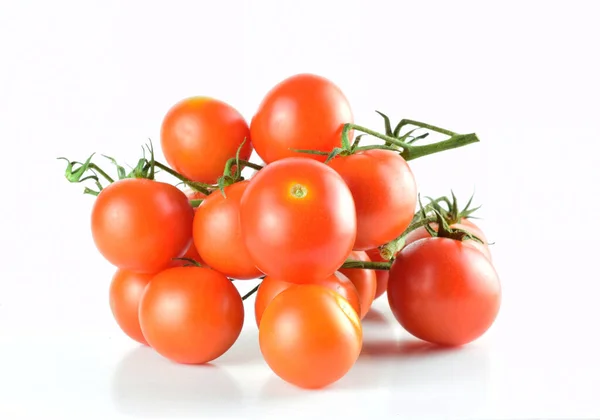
xmin=109 ymin=269 xmax=153 ymax=345
xmin=250 ymin=73 xmax=353 ymax=164
xmin=328 ymin=150 xmax=417 ymax=251
xmin=240 ymin=157 xmax=357 ymax=283
xmin=139 ymin=267 xmax=244 ymax=364
xmin=338 ymin=251 xmax=377 ymax=319
xmin=365 ymin=248 xmax=390 ymax=300
xmin=91 ymin=179 xmax=194 ymax=274
xmin=387 ymin=238 xmax=501 ymax=347
xmin=254 ymin=272 xmax=361 ymax=327
xmin=193 ymin=181 xmax=262 ymax=279
xmin=259 ymin=284 xmax=362 ymax=389
xmin=160 ymin=97 xmax=252 ymax=184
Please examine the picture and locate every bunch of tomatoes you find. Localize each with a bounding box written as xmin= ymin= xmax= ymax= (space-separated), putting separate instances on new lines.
xmin=61 ymin=73 xmax=501 ymax=390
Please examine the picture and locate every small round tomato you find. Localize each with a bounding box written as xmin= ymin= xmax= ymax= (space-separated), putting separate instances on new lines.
xmin=160 ymin=97 xmax=252 ymax=184
xmin=254 ymin=272 xmax=361 ymax=327
xmin=259 ymin=284 xmax=362 ymax=389
xmin=365 ymin=248 xmax=390 ymax=300
xmin=109 ymin=269 xmax=153 ymax=345
xmin=250 ymin=73 xmax=353 ymax=164
xmin=139 ymin=266 xmax=244 ymax=364
xmin=193 ymin=181 xmax=262 ymax=279
xmin=338 ymin=251 xmax=377 ymax=319
xmin=387 ymin=238 xmax=501 ymax=346
xmin=240 ymin=157 xmax=356 ymax=282
xmin=91 ymin=179 xmax=194 ymax=273
xmin=328 ymin=150 xmax=417 ymax=250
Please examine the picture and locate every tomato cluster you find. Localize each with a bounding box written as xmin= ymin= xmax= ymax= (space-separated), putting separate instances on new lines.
xmin=61 ymin=73 xmax=501 ymax=390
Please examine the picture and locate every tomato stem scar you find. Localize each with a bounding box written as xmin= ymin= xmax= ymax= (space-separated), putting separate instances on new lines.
xmin=290 ymin=184 xmax=308 ymax=199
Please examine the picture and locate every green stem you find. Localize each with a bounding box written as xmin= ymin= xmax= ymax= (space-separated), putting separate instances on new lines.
xmin=394 ymin=119 xmax=456 ymax=137
xmin=88 ymin=164 xmax=115 ymax=184
xmin=190 ymin=199 xmax=203 ymax=208
xmin=353 ymin=145 xmax=402 ymax=153
xmin=347 ymin=124 xmax=410 ymax=150
xmin=341 ymin=259 xmax=392 ymax=270
xmin=241 ymin=284 xmax=260 ymax=300
xmin=402 ymin=133 xmax=480 ymax=161
xmin=223 ymin=158 xmax=263 ymax=176
xmin=153 ymin=162 xmax=212 ymax=195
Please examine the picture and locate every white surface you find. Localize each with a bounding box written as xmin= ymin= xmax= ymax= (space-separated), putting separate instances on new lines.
xmin=1 ymin=0 xmax=600 ymax=419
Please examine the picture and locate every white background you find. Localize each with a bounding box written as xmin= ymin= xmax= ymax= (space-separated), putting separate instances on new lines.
xmin=1 ymin=0 xmax=599 ymax=419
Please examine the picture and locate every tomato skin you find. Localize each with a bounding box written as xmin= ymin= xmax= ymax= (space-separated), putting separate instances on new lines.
xmin=193 ymin=181 xmax=262 ymax=279
xmin=109 ymin=269 xmax=153 ymax=345
xmin=160 ymin=97 xmax=252 ymax=184
xmin=338 ymin=251 xmax=377 ymax=319
xmin=254 ymin=272 xmax=361 ymax=327
xmin=91 ymin=179 xmax=194 ymax=273
xmin=328 ymin=150 xmax=417 ymax=250
xmin=365 ymin=248 xmax=390 ymax=300
xmin=259 ymin=284 xmax=362 ymax=389
xmin=387 ymin=238 xmax=501 ymax=346
xmin=139 ymin=267 xmax=244 ymax=364
xmin=240 ymin=157 xmax=356 ymax=283
xmin=250 ymin=73 xmax=353 ymax=164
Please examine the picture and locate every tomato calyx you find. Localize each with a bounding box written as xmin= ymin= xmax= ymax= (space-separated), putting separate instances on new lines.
xmin=424 ymin=208 xmax=484 ymax=244
xmin=216 ymin=138 xmax=263 ymax=197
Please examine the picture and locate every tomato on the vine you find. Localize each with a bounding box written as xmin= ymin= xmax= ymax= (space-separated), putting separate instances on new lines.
xmin=160 ymin=97 xmax=252 ymax=184
xmin=240 ymin=157 xmax=356 ymax=283
xmin=259 ymin=284 xmax=362 ymax=389
xmin=139 ymin=266 xmax=244 ymax=364
xmin=387 ymin=238 xmax=501 ymax=346
xmin=338 ymin=251 xmax=377 ymax=319
xmin=254 ymin=272 xmax=361 ymax=327
xmin=109 ymin=269 xmax=153 ymax=345
xmin=250 ymin=73 xmax=353 ymax=164
xmin=365 ymin=248 xmax=390 ymax=300
xmin=91 ymin=179 xmax=194 ymax=273
xmin=328 ymin=149 xmax=417 ymax=251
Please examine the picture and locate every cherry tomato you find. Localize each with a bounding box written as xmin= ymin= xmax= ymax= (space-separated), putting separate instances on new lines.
xmin=250 ymin=73 xmax=353 ymax=164
xmin=328 ymin=150 xmax=417 ymax=250
xmin=91 ymin=179 xmax=194 ymax=273
xmin=259 ymin=284 xmax=362 ymax=389
xmin=240 ymin=157 xmax=356 ymax=283
xmin=109 ymin=269 xmax=153 ymax=345
xmin=193 ymin=181 xmax=262 ymax=279
xmin=160 ymin=97 xmax=252 ymax=184
xmin=387 ymin=238 xmax=501 ymax=346
xmin=338 ymin=251 xmax=377 ymax=319
xmin=366 ymin=248 xmax=390 ymax=300
xmin=139 ymin=266 xmax=244 ymax=364
xmin=254 ymin=272 xmax=361 ymax=327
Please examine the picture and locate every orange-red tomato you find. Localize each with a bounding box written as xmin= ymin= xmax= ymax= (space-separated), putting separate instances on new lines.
xmin=250 ymin=73 xmax=353 ymax=164
xmin=328 ymin=150 xmax=417 ymax=250
xmin=366 ymin=248 xmax=391 ymax=300
xmin=254 ymin=272 xmax=361 ymax=327
xmin=240 ymin=157 xmax=356 ymax=283
xmin=109 ymin=269 xmax=153 ymax=345
xmin=338 ymin=251 xmax=377 ymax=319
xmin=139 ymin=267 xmax=244 ymax=364
xmin=91 ymin=179 xmax=194 ymax=273
xmin=259 ymin=284 xmax=362 ymax=389
xmin=193 ymin=181 xmax=262 ymax=279
xmin=160 ymin=97 xmax=252 ymax=184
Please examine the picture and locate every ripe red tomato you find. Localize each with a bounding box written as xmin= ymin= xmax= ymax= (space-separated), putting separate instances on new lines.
xmin=365 ymin=248 xmax=390 ymax=300
xmin=91 ymin=179 xmax=194 ymax=273
xmin=240 ymin=157 xmax=356 ymax=283
xmin=193 ymin=181 xmax=262 ymax=279
xmin=250 ymin=73 xmax=353 ymax=164
xmin=109 ymin=269 xmax=153 ymax=345
xmin=387 ymin=238 xmax=501 ymax=346
xmin=254 ymin=272 xmax=361 ymax=327
xmin=160 ymin=97 xmax=252 ymax=184
xmin=139 ymin=266 xmax=244 ymax=364
xmin=259 ymin=284 xmax=362 ymax=389
xmin=328 ymin=150 xmax=417 ymax=250
xmin=338 ymin=251 xmax=377 ymax=319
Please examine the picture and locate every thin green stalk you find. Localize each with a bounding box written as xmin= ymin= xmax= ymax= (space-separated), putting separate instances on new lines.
xmin=87 ymin=164 xmax=115 ymax=183
xmin=153 ymin=162 xmax=212 ymax=195
xmin=341 ymin=259 xmax=392 ymax=270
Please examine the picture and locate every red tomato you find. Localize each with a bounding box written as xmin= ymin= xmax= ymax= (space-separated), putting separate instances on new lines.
xmin=193 ymin=181 xmax=262 ymax=279
xmin=250 ymin=73 xmax=353 ymax=164
xmin=139 ymin=267 xmax=244 ymax=364
xmin=387 ymin=238 xmax=501 ymax=346
xmin=91 ymin=179 xmax=194 ymax=273
xmin=160 ymin=97 xmax=252 ymax=184
xmin=328 ymin=150 xmax=417 ymax=250
xmin=338 ymin=251 xmax=377 ymax=319
xmin=365 ymin=248 xmax=390 ymax=300
xmin=109 ymin=269 xmax=153 ymax=345
xmin=259 ymin=284 xmax=362 ymax=389
xmin=240 ymin=157 xmax=356 ymax=283
xmin=254 ymin=272 xmax=361 ymax=327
